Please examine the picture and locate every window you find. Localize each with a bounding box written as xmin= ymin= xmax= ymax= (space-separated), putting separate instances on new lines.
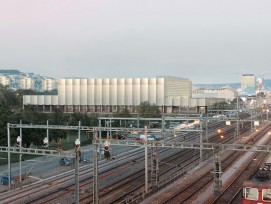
xmin=263 ymin=189 xmax=271 ymax=201
xmin=243 ymin=188 xmax=258 ymax=200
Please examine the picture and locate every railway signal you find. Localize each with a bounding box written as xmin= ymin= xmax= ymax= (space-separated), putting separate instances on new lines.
xmin=16 ymin=136 xmax=21 ymax=147
xmin=75 ymin=139 xmax=81 ymax=157
xmin=43 ymin=137 xmax=48 ymax=148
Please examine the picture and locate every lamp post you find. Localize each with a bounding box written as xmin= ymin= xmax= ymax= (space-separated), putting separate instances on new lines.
xmin=75 ymin=139 xmax=80 ymax=204
xmin=7 ymin=123 xmax=11 ymax=188
xmin=267 ymin=109 xmax=269 ymax=120
xmin=16 ymin=136 xmax=22 ymax=182
xmin=144 ymin=126 xmax=149 ymax=194
xmin=236 ymin=96 xmax=240 ymax=138
xmin=46 ymin=120 xmax=49 ymax=148
xmin=200 ymin=119 xmax=203 ymax=163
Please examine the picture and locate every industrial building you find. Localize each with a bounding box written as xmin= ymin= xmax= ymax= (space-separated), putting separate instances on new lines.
xmin=23 ymin=77 xmax=224 ymax=114
xmin=192 ymin=88 xmax=237 ymax=102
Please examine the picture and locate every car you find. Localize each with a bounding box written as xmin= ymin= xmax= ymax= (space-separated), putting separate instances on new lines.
xmin=1 ymin=176 xmax=9 ymax=185
xmin=79 ymin=156 xmax=90 ymax=164
xmin=113 ymin=133 xmax=126 ymax=140
xmin=139 ymin=135 xmax=156 ymax=141
xmin=187 ymin=125 xmax=196 ymax=129
xmin=151 ymin=134 xmax=162 ymax=140
xmin=59 ymin=157 xmax=72 ymax=166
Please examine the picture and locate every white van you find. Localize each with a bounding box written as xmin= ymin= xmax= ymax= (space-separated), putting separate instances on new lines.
xmin=139 ymin=135 xmax=155 ymax=141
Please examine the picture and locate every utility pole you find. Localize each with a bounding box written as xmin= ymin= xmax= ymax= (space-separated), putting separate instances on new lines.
xmin=93 ymin=133 xmax=99 ymax=204
xmin=162 ymin=114 xmax=165 ymax=140
xmin=251 ymin=109 xmax=253 ymax=132
xmin=46 ymin=120 xmax=49 ymax=148
xmin=212 ymin=153 xmax=222 ymax=196
xmin=7 ymin=123 xmax=11 ymax=189
xmin=200 ymin=118 xmax=203 ymax=163
xmin=205 ymin=115 xmax=209 ymax=142
xmin=236 ymin=96 xmax=240 ymax=138
xmin=150 ymin=144 xmax=159 ymax=192
xmin=78 ymin=121 xmax=81 ymax=141
xmin=144 ymin=126 xmax=149 ymax=194
xmin=19 ymin=120 xmax=22 ymax=182
xmin=75 ymin=139 xmax=80 ymax=204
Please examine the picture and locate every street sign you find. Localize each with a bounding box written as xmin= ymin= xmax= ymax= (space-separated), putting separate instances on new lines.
xmin=254 ymin=121 xmax=259 ymax=126
xmin=226 ymin=121 xmax=231 ymax=125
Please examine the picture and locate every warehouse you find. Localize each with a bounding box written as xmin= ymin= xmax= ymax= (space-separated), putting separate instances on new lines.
xmin=23 ymin=77 xmax=224 ymax=114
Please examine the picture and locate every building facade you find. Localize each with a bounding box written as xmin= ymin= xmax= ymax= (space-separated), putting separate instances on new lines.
xmin=23 ymin=77 xmax=224 ymax=114
xmin=0 ymin=75 xmax=10 ymax=87
xmin=240 ymin=74 xmax=256 ymax=97
xmin=42 ymin=79 xmax=57 ymax=91
xmin=20 ymin=77 xmax=35 ymax=90
xmin=192 ymin=88 xmax=237 ymax=102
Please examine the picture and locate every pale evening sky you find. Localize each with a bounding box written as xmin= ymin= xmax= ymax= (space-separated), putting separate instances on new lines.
xmin=0 ymin=0 xmax=271 ymax=84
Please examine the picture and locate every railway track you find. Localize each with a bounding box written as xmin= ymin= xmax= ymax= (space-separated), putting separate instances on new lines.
xmin=157 ymin=123 xmax=271 ymax=204
xmin=0 ymin=115 xmax=260 ymax=203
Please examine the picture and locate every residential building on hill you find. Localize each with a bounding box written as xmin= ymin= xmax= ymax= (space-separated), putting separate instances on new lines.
xmin=42 ymin=79 xmax=57 ymax=91
xmin=20 ymin=77 xmax=35 ymax=90
xmin=0 ymin=75 xmax=10 ymax=87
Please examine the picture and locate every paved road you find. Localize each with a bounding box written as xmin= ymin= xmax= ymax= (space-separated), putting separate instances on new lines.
xmin=0 ymin=143 xmax=138 ymax=192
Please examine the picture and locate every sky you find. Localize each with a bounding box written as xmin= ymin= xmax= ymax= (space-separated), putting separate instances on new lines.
xmin=1 ymin=0 xmax=271 ymax=84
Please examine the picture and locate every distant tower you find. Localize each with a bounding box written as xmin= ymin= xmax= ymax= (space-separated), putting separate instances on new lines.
xmin=240 ymin=74 xmax=256 ymax=98
xmin=256 ymin=73 xmax=265 ymax=93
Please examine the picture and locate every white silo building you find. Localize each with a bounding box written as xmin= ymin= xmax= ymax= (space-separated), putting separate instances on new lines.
xmin=23 ymin=76 xmax=224 ymax=113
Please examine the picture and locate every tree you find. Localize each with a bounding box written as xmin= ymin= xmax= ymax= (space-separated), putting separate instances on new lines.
xmin=113 ymin=108 xmax=131 ymax=117
xmin=68 ymin=112 xmax=98 ymax=126
xmin=49 ymin=109 xmax=68 ymax=148
xmin=18 ymin=106 xmax=48 ymax=147
xmin=111 ymin=108 xmax=132 ymax=127
xmin=139 ymin=101 xmax=161 ymax=118
xmin=211 ymin=101 xmax=230 ymax=110
xmin=0 ymin=99 xmax=13 ymax=146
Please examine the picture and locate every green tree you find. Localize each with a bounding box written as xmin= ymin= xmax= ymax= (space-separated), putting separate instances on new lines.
xmin=19 ymin=106 xmax=48 ymax=147
xmin=139 ymin=101 xmax=161 ymax=118
xmin=0 ymin=98 xmax=14 ymax=146
xmin=49 ymin=109 xmax=68 ymax=148
xmin=112 ymin=108 xmax=132 ymax=127
xmin=68 ymin=112 xmax=98 ymax=126
xmin=211 ymin=101 xmax=230 ymax=110
xmin=113 ymin=108 xmax=131 ymax=117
